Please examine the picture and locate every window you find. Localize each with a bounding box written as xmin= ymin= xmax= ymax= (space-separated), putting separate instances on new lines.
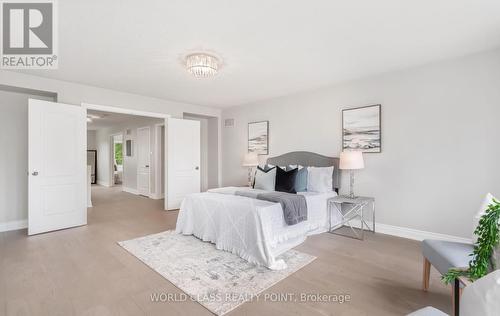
xmin=114 ymin=143 xmax=123 ymax=165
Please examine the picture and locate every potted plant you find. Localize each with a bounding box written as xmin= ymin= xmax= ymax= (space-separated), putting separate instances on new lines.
xmin=443 ymin=198 xmax=500 ymax=284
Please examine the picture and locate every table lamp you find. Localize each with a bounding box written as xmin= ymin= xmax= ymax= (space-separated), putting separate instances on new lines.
xmin=242 ymin=152 xmax=259 ymax=187
xmin=339 ymin=151 xmax=364 ymax=198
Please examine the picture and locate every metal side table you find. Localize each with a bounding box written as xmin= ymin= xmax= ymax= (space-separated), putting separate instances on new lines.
xmin=328 ymin=196 xmax=375 ymax=240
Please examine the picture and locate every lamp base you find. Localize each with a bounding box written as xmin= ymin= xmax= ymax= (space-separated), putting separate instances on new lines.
xmin=247 ymin=167 xmax=254 ymax=187
xmin=341 ymin=170 xmax=357 ymax=199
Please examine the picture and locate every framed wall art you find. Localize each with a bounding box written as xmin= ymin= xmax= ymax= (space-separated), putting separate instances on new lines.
xmin=342 ymin=104 xmax=381 ymax=153
xmin=248 ymin=121 xmax=269 ymax=155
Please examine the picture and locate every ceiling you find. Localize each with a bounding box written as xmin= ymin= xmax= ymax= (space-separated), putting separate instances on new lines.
xmin=19 ymin=0 xmax=500 ymax=107
xmin=86 ymin=110 xmax=156 ymax=130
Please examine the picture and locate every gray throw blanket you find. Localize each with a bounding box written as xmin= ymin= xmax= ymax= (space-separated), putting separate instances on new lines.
xmin=235 ymin=191 xmax=308 ymax=226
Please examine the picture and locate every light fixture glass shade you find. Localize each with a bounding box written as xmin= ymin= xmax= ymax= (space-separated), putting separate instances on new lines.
xmin=186 ymin=53 xmax=219 ymax=78
xmin=339 ymin=151 xmax=364 ymax=170
xmin=242 ymin=152 xmax=259 ymax=167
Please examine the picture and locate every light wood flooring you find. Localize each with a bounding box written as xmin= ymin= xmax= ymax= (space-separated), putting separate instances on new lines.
xmin=0 ymin=186 xmax=451 ymax=315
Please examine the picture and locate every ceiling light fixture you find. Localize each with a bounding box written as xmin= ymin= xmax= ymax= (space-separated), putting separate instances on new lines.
xmin=86 ymin=117 xmax=93 ymax=123
xmin=186 ymin=53 xmax=219 ymax=78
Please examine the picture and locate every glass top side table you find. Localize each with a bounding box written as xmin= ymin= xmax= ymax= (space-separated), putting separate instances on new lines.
xmin=328 ymin=196 xmax=375 ymax=240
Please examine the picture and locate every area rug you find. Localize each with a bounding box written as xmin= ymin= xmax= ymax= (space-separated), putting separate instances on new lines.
xmin=118 ymin=231 xmax=316 ymax=315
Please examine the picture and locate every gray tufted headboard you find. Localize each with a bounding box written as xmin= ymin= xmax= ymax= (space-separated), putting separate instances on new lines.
xmin=266 ymin=151 xmax=340 ymax=193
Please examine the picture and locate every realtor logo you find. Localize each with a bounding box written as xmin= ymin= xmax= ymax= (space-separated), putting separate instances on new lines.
xmin=1 ymin=0 xmax=58 ymax=69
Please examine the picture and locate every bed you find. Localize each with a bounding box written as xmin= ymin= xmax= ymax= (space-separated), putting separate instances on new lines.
xmin=175 ymin=151 xmax=341 ymax=270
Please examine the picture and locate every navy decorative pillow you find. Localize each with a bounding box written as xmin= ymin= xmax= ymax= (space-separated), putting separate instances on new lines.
xmin=275 ymin=167 xmax=298 ymax=193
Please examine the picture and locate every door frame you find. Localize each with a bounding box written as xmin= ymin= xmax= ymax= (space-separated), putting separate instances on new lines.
xmin=153 ymin=123 xmax=165 ymax=200
xmin=81 ymin=103 xmax=170 ymax=210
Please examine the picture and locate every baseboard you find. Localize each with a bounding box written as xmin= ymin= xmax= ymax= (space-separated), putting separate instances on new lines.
xmin=122 ymin=187 xmax=159 ymax=199
xmin=348 ymin=219 xmax=472 ymax=243
xmin=150 ymin=193 xmax=165 ymax=200
xmin=122 ymin=186 xmax=139 ymax=195
xmin=0 ymin=219 xmax=28 ymax=233
xmin=97 ymin=180 xmax=111 ymax=187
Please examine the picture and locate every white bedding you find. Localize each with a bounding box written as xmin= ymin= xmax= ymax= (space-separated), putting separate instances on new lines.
xmin=175 ymin=187 xmax=339 ymax=270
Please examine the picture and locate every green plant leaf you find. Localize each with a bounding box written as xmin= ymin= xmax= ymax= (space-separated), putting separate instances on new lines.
xmin=442 ymin=198 xmax=500 ymax=284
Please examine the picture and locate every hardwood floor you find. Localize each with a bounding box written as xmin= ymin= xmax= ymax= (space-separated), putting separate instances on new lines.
xmin=0 ymin=186 xmax=450 ymax=316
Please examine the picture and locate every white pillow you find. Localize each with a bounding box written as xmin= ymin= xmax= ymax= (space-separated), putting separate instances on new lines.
xmin=253 ymin=167 xmax=276 ymax=191
xmin=461 ymin=270 xmax=500 ymax=316
xmin=473 ymin=193 xmax=497 ymax=242
xmin=307 ymin=166 xmax=334 ymax=193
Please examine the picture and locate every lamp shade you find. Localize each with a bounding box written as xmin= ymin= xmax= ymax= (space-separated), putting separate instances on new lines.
xmin=242 ymin=152 xmax=259 ymax=167
xmin=339 ymin=151 xmax=364 ymax=170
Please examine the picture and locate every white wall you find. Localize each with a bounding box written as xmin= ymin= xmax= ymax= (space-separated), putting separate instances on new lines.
xmin=0 ymin=90 xmax=55 ymax=230
xmin=221 ymin=48 xmax=500 ymax=239
xmin=87 ymin=130 xmax=97 ymax=150
xmin=95 ymin=128 xmax=112 ymax=187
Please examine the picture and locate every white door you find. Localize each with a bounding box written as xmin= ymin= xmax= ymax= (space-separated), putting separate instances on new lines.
xmin=137 ymin=126 xmax=151 ymax=196
xmin=28 ymin=99 xmax=86 ymax=235
xmin=167 ymin=118 xmax=200 ymax=210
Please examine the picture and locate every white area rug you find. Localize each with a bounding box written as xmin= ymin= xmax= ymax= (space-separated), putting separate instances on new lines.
xmin=118 ymin=231 xmax=316 ymax=315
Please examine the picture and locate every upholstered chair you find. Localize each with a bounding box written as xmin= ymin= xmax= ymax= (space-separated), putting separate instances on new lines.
xmin=421 ymin=239 xmax=474 ymax=291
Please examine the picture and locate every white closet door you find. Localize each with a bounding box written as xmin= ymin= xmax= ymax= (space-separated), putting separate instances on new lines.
xmin=166 ymin=118 xmax=200 ymax=210
xmin=28 ymin=99 xmax=86 ymax=235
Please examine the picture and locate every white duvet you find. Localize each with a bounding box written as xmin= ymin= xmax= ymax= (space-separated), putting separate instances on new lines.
xmin=175 ymin=187 xmax=339 ymax=270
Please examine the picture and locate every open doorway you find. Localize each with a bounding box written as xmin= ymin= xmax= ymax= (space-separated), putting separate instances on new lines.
xmin=86 ymin=108 xmax=166 ymax=207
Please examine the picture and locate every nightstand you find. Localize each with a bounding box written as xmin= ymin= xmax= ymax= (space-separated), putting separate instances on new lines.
xmin=328 ymin=196 xmax=375 ymax=240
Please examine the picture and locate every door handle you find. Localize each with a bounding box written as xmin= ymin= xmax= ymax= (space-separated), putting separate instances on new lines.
xmin=195 ymin=166 xmax=199 ymax=170
xmin=145 ymin=165 xmax=149 ymax=168
xmin=32 ymin=171 xmax=39 ymax=176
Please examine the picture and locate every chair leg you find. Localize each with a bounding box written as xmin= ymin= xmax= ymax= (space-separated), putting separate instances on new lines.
xmin=451 ymin=284 xmax=455 ymax=316
xmin=422 ymin=257 xmax=431 ymax=291
xmin=450 ymin=279 xmax=464 ymax=316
